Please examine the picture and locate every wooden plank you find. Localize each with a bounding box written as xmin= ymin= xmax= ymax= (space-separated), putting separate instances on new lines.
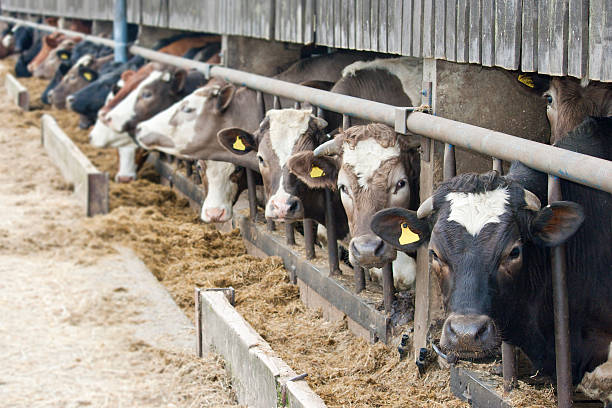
xmin=327 ymin=0 xmax=336 ymax=47
xmin=41 ymin=115 xmax=109 ymax=217
xmin=521 ymin=0 xmax=538 ymax=72
xmin=456 ymin=0 xmax=469 ymax=62
xmin=589 ymin=0 xmax=604 ymax=81
xmin=481 ymin=0 xmax=495 ymax=66
xmin=356 ymin=0 xmax=364 ymax=49
xmin=4 ymin=73 xmax=29 ymax=111
xmin=434 ymin=0 xmax=446 ymax=58
xmin=335 ymin=0 xmax=343 ymax=48
xmin=304 ymin=0 xmax=315 ymax=43
xmin=379 ymin=0 xmax=389 ymax=53
xmin=412 ymin=0 xmax=423 ymax=56
xmin=401 ymin=0 xmax=413 ymax=55
xmin=567 ymin=0 xmax=588 ymax=78
xmin=494 ymin=0 xmax=521 ymax=70
xmin=370 ymin=0 xmax=379 ymax=51
xmin=445 ymin=0 xmax=457 ymax=61
xmin=317 ymin=0 xmax=327 ymax=46
xmin=362 ymin=0 xmax=372 ymax=50
xmin=388 ymin=0 xmax=403 ymax=54
xmin=537 ymin=0 xmax=551 ymax=75
xmin=603 ymin=1 xmax=612 ymax=82
xmin=341 ymin=0 xmax=350 ymax=49
xmin=422 ymin=0 xmax=435 ymax=57
xmin=348 ymin=0 xmax=357 ymax=49
xmin=550 ymin=0 xmax=569 ymax=75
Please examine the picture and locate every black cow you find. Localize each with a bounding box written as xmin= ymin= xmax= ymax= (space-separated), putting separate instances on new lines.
xmin=12 ymin=26 xmax=34 ymax=53
xmin=372 ymin=116 xmax=612 ymax=404
xmin=14 ymin=37 xmax=42 ymax=77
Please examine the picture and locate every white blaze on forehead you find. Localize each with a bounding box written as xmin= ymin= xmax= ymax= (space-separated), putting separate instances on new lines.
xmin=342 ymin=138 xmax=400 ymax=188
xmin=267 ymin=109 xmax=312 ymax=167
xmin=2 ymin=34 xmax=13 ymax=48
xmin=75 ymin=54 xmax=93 ymax=67
xmin=201 ymin=160 xmax=238 ymax=222
xmin=107 ymin=70 xmax=164 ymax=132
xmin=446 ymin=188 xmax=509 ymax=236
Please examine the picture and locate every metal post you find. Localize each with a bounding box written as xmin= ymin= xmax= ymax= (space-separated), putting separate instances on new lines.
xmin=501 ymin=341 xmax=517 ymax=392
xmin=255 ymin=91 xmax=272 ymax=228
xmin=354 ymin=264 xmax=365 ymax=293
xmin=548 ymin=175 xmax=572 ymax=408
xmin=382 ymin=263 xmax=395 ymax=313
xmin=443 ymin=143 xmax=456 ymax=180
xmin=246 ymin=168 xmax=257 ymax=220
xmin=303 ymin=218 xmax=315 ymax=259
xmin=113 ymin=0 xmax=128 ymax=63
xmin=273 ymin=95 xmax=281 ymax=109
xmin=324 ymin=188 xmax=339 ymax=275
xmin=493 ymin=158 xmax=503 ymax=173
xmin=195 ymin=288 xmax=202 ymax=358
xmin=285 ymin=223 xmax=295 ymax=245
xmin=186 ymin=160 xmax=193 ymax=177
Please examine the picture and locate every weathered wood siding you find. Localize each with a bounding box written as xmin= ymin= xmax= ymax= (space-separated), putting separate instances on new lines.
xmin=2 ymin=0 xmax=610 ymax=81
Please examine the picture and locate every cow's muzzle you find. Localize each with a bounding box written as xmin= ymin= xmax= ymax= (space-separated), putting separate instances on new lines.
xmin=440 ymin=313 xmax=500 ymax=358
xmin=265 ymin=195 xmax=304 ymax=222
xmin=350 ymin=234 xmax=396 ymax=268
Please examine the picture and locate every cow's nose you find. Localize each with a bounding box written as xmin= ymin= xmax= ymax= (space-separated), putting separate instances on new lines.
xmin=66 ymin=95 xmax=75 ymax=107
xmin=267 ymin=195 xmax=304 ymax=220
xmin=441 ymin=314 xmax=498 ymax=355
xmin=350 ymin=234 xmax=392 ymax=268
xmin=47 ymin=90 xmax=54 ymax=102
xmin=286 ymin=197 xmax=301 ymax=216
xmin=204 ymin=208 xmax=226 ymax=222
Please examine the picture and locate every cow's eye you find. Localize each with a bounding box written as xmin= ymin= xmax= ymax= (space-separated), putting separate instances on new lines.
xmin=429 ymin=249 xmax=440 ymax=262
xmin=339 ymin=184 xmax=348 ymax=195
xmin=394 ymin=179 xmax=407 ymax=193
xmin=257 ymin=155 xmax=265 ymax=166
xmin=142 ymin=91 xmax=152 ymax=99
xmin=545 ymin=94 xmax=553 ymax=105
xmin=508 ymin=246 xmax=521 ymax=259
xmin=182 ymin=106 xmax=195 ymax=113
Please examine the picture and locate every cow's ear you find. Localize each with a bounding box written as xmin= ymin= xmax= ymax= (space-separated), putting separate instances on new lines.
xmin=516 ymin=73 xmax=550 ymax=93
xmin=57 ymin=49 xmax=71 ymax=61
xmin=530 ymin=201 xmax=584 ymax=247
xmin=371 ymin=208 xmax=430 ymax=252
xmin=287 ymin=151 xmax=338 ymax=189
xmin=171 ymin=69 xmax=187 ymax=93
xmin=78 ymin=66 xmax=98 ymax=83
xmin=216 ymin=84 xmax=236 ymax=112
xmin=217 ymin=128 xmax=257 ymax=155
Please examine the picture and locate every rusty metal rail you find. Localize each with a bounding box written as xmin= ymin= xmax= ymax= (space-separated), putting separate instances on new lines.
xmin=4 ymin=15 xmax=610 ymax=408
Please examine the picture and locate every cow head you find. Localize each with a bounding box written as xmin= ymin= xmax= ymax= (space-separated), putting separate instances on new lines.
xmin=198 ymin=160 xmax=245 ymax=223
xmin=105 ymin=68 xmax=188 ymax=134
xmin=136 ymin=78 xmax=261 ymax=169
xmin=33 ymin=39 xmax=78 ymax=79
xmin=371 ymin=171 xmax=584 ymax=358
xmin=288 ymin=124 xmax=420 ymax=268
xmin=49 ymin=55 xmax=98 ymax=109
xmin=517 ymin=74 xmax=612 ymax=144
xmin=218 ymin=108 xmax=328 ymax=222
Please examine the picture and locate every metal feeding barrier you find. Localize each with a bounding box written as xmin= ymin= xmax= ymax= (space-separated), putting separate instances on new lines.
xmin=3 ymin=15 xmax=612 ymax=408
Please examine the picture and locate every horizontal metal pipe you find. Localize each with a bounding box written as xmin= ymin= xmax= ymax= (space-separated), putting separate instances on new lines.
xmin=407 ymin=114 xmax=612 ymax=193
xmin=4 ymin=15 xmax=611 ymax=194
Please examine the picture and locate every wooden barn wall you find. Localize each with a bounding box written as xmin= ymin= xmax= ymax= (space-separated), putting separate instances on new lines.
xmin=1 ymin=0 xmax=609 ymax=81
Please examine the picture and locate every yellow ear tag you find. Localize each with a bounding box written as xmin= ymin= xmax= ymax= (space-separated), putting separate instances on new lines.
xmin=233 ymin=136 xmax=246 ymax=151
xmin=399 ymin=222 xmax=419 ymax=245
xmin=310 ymin=165 xmax=325 ymax=178
xmin=518 ymin=74 xmax=535 ymax=88
xmin=83 ymin=72 xmax=93 ymax=81
xmin=59 ymin=53 xmax=69 ymax=60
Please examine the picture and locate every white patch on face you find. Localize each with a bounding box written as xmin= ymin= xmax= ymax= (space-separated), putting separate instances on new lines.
xmin=106 ymin=71 xmax=163 ymax=133
xmin=265 ymin=174 xmax=294 ymax=219
xmin=2 ymin=34 xmax=13 ymax=48
xmin=267 ymin=108 xmax=312 ymax=168
xmin=116 ymin=143 xmax=139 ymax=180
xmin=342 ymin=138 xmax=400 ymax=188
xmin=342 ymin=57 xmax=423 ymax=106
xmin=89 ymin=119 xmax=132 ymax=148
xmin=75 ymin=54 xmax=93 ymax=67
xmin=136 ymin=89 xmax=207 ymax=155
xmin=446 ymin=188 xmax=509 ymax=236
xmin=200 ymin=160 xmax=238 ymax=223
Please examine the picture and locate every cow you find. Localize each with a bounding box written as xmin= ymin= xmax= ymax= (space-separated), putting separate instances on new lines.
xmin=135 ymin=52 xmax=369 ymax=171
xmin=103 ymin=66 xmax=208 ymax=134
xmin=14 ymin=37 xmax=42 ymax=77
xmin=47 ymin=54 xmax=114 ymax=108
xmin=517 ymin=74 xmax=612 ymax=144
xmin=27 ymin=32 xmax=67 ymax=73
xmin=2 ymin=25 xmax=34 ymax=53
xmin=33 ymin=38 xmax=81 ymax=79
xmin=284 ymin=123 xmax=420 ymax=289
xmin=371 ymin=116 xmax=612 ymax=405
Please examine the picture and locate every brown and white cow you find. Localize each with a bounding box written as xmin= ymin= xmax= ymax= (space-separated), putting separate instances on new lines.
xmin=288 ymin=124 xmax=420 ymax=289
xmin=135 ymin=52 xmax=371 ymax=171
xmin=217 ymin=108 xmax=350 ymax=239
xmin=27 ymin=32 xmax=67 ymax=73
xmin=518 ymin=74 xmax=612 ymax=144
xmin=33 ymin=37 xmax=81 ymax=79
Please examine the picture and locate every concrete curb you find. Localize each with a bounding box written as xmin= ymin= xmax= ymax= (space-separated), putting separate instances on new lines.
xmin=4 ymin=73 xmax=29 ymax=110
xmin=41 ymin=114 xmax=109 ymax=216
xmin=200 ymin=291 xmax=327 ymax=408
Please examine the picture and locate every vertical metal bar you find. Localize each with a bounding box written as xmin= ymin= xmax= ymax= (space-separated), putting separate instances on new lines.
xmin=382 ymin=263 xmax=395 ymax=313
xmin=294 ymin=101 xmax=301 ymax=109
xmin=443 ymin=143 xmax=456 ymax=180
xmin=246 ymin=168 xmax=257 ymax=220
xmin=492 ymin=157 xmax=503 ymax=173
xmin=113 ymin=0 xmax=128 ymax=63
xmin=255 ymin=90 xmax=271 ymax=228
xmin=502 ymin=341 xmax=517 ymax=392
xmin=324 ymin=188 xmax=339 ymax=275
xmin=273 ymin=95 xmax=281 ymax=109
xmin=186 ymin=160 xmax=193 ymax=177
xmin=342 ymin=114 xmax=351 ymax=130
xmin=548 ymin=175 xmax=572 ymax=408
xmin=195 ymin=288 xmax=202 ymax=358
xmin=354 ymin=264 xmax=365 ymax=293
xmin=285 ymin=223 xmax=295 ymax=245
xmin=303 ymin=218 xmax=315 ymax=259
